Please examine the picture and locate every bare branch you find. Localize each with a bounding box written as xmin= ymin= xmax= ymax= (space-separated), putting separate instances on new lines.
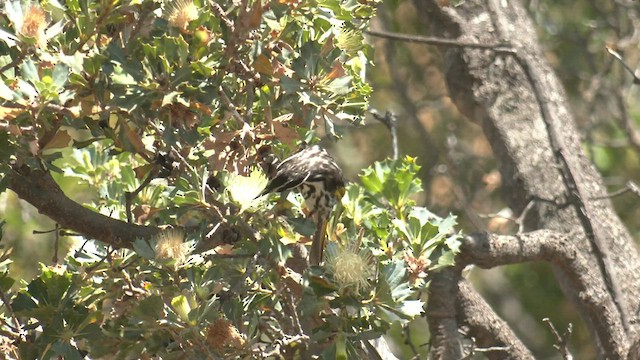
xmin=459 ymin=230 xmax=570 ymax=268
xmin=543 ymin=318 xmax=574 ymax=360
xmin=365 ymin=29 xmax=515 ymax=53
xmin=219 ymin=87 xmax=247 ymax=127
xmin=457 ymin=280 xmax=534 ymax=359
xmin=426 ymin=268 xmax=465 ymax=359
xmin=592 ymin=180 xmax=640 ymax=201
xmin=606 ymin=47 xmax=640 ymax=84
xmin=7 ymin=167 xmax=161 ymax=248
xmin=370 ymin=109 xmax=399 ymax=160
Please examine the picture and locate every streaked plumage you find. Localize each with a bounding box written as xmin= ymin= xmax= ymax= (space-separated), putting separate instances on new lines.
xmin=260 ymin=145 xmax=345 ymax=265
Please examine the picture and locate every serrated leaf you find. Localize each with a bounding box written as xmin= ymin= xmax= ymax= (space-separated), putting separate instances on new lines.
xmin=132 ymin=238 xmax=156 ymax=260
xmin=378 ymin=260 xmax=411 ymax=303
xmin=400 ymin=299 xmax=424 ymax=317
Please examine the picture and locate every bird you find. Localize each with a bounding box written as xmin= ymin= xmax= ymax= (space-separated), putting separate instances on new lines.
xmin=259 ymin=145 xmax=345 ymax=265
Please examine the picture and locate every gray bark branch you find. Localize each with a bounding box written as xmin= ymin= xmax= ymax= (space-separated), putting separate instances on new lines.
xmin=414 ymin=0 xmax=640 ymax=358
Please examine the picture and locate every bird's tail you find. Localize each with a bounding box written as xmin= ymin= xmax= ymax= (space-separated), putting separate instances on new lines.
xmin=309 ymin=218 xmax=327 ymax=266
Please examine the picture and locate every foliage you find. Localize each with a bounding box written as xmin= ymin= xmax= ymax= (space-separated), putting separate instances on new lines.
xmin=0 ymin=0 xmax=461 ymax=358
xmin=0 ymin=156 xmax=460 ymax=358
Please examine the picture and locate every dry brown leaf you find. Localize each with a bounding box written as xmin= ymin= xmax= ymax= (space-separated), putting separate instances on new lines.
xmin=133 ymin=204 xmax=161 ymax=224
xmin=246 ymin=0 xmax=263 ymax=29
xmin=42 ymin=129 xmax=72 ymax=150
xmin=133 ymin=164 xmax=157 ymax=180
xmin=0 ymin=106 xmax=24 ymax=120
xmin=253 ymin=54 xmax=273 ymax=76
xmin=119 ymin=118 xmax=152 ymax=160
xmin=325 ymin=61 xmax=346 ymax=81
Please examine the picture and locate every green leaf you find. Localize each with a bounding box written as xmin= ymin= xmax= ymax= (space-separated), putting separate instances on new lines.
xmin=52 ymin=64 xmax=69 ymax=88
xmin=0 ymin=276 xmax=15 ymax=292
xmin=286 ymin=216 xmax=317 ymax=237
xmin=132 ymin=238 xmax=156 ymax=260
xmin=4 ymin=1 xmax=23 ymax=31
xmin=0 ymin=28 xmax=18 ymax=47
xmin=134 ymin=295 xmax=164 ymax=320
xmin=378 ymin=260 xmax=411 ymax=303
xmin=21 ymin=59 xmax=39 ymax=82
xmin=48 ymin=340 xmax=83 ymax=360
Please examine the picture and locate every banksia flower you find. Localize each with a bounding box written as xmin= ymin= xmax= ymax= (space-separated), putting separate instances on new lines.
xmin=6 ymin=2 xmax=48 ymax=47
xmin=20 ymin=5 xmax=46 ymax=41
xmin=154 ymin=228 xmax=189 ymax=264
xmin=165 ymin=0 xmax=198 ymax=31
xmin=227 ymin=168 xmax=268 ymax=213
xmin=335 ymin=28 xmax=363 ymax=55
xmin=206 ymin=318 xmax=246 ymax=351
xmin=325 ymin=242 xmax=373 ymax=294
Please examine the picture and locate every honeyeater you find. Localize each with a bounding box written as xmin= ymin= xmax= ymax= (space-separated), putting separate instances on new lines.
xmin=259 ymin=145 xmax=345 ymax=265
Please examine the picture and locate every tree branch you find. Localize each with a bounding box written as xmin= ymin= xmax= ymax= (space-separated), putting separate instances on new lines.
xmin=6 ymin=167 xmax=160 ymax=248
xmin=365 ymin=29 xmax=514 ymax=52
xmin=459 ymin=230 xmax=570 ymax=268
xmin=426 ymin=267 xmax=464 ymax=360
xmin=457 ymin=280 xmax=534 ymax=360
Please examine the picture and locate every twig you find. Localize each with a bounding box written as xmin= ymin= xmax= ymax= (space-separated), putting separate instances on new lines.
xmin=85 ymin=246 xmax=117 ymax=274
xmin=0 ymin=52 xmax=26 ymax=76
xmin=0 ymin=289 xmax=24 ymax=342
xmin=370 ymin=109 xmax=399 ymax=160
xmin=125 ymin=169 xmax=156 ymax=223
xmin=124 ymin=8 xmax=151 ymax=51
xmin=592 ymin=180 xmax=640 ymax=200
xmin=219 ymin=87 xmax=247 ymax=127
xmin=53 ymin=223 xmax=60 ymax=263
xmin=260 ymin=334 xmax=309 ymax=357
xmin=516 ymin=200 xmax=536 ymax=233
xmin=365 ymin=29 xmax=515 ymax=53
xmin=543 ymin=318 xmax=574 ymax=360
xmin=246 ymin=79 xmax=254 ymax=121
xmin=606 ymin=47 xmax=640 ymax=84
xmin=461 ymin=336 xmax=511 ymax=359
xmin=71 ymin=0 xmax=114 ymax=54
xmin=209 ymin=0 xmax=234 ymax=29
xmin=613 ymin=88 xmax=640 ymax=154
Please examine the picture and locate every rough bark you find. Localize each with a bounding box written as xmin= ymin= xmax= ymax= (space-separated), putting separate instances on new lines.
xmin=415 ymin=0 xmax=640 ymax=358
xmin=7 ymin=166 xmax=160 ymax=248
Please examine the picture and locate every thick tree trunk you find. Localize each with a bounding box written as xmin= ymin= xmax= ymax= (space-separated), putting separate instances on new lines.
xmin=415 ymin=0 xmax=640 ymax=358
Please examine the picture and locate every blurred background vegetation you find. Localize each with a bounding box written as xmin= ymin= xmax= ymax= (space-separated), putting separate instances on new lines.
xmin=2 ymin=0 xmax=640 ymax=358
